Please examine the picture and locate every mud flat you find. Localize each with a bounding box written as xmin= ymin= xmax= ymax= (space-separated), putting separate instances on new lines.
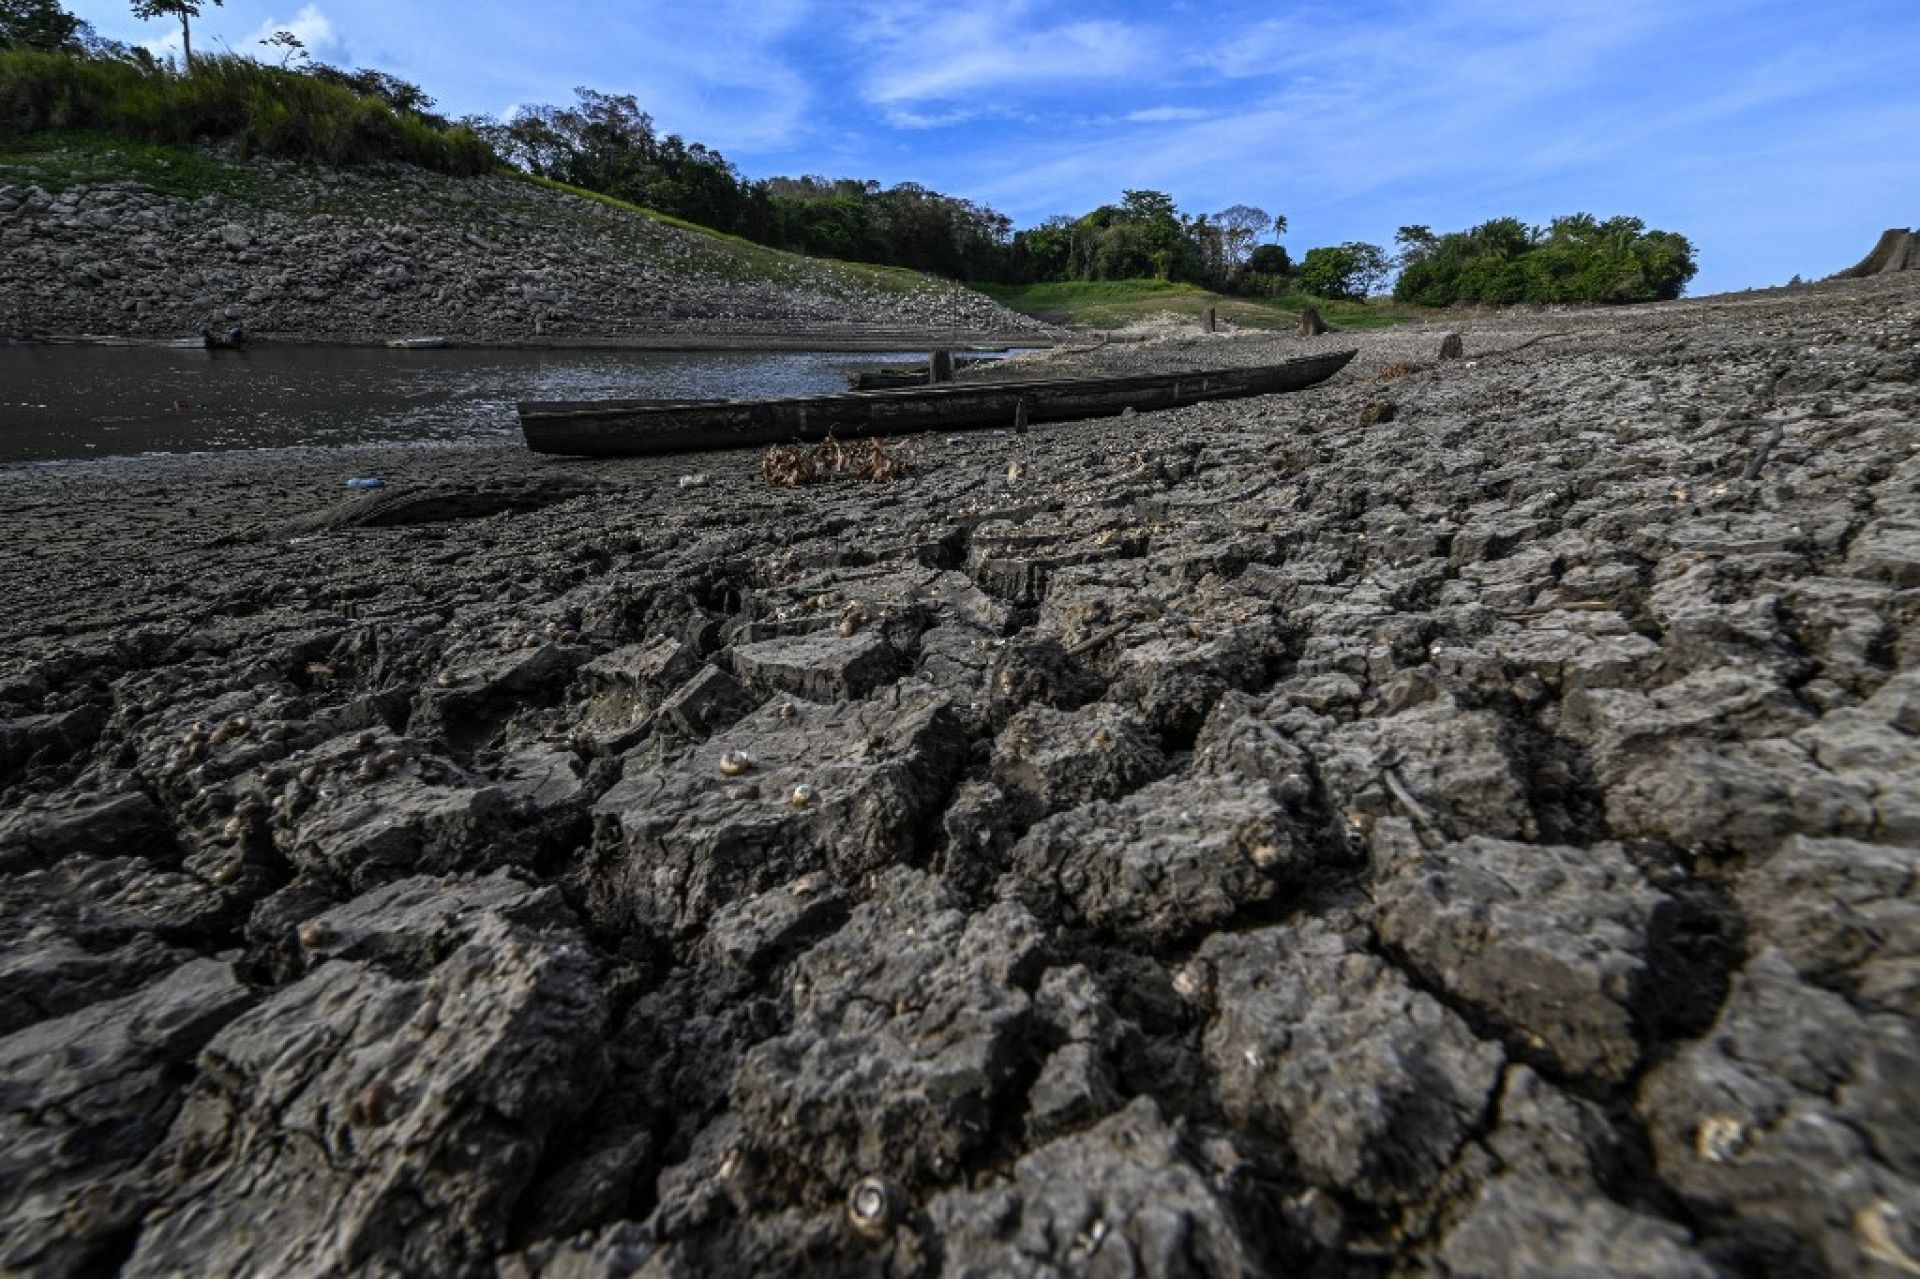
xmin=2 ymin=274 xmax=1917 ymax=1276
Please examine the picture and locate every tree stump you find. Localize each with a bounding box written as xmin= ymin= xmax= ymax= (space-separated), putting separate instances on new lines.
xmin=1438 ymin=332 xmax=1464 ymax=360
xmin=1299 ymin=307 xmax=1328 ymax=336
xmin=929 ymin=350 xmax=955 ymax=383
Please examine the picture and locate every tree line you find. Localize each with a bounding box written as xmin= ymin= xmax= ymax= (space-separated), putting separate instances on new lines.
xmin=3 ymin=0 xmax=1696 ymax=303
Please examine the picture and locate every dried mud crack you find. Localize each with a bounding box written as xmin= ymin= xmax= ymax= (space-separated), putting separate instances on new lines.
xmin=2 ymin=273 xmax=1918 ymax=1277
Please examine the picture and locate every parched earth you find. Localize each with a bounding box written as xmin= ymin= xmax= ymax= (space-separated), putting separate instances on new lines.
xmin=1 ymin=274 xmax=1917 ymax=1276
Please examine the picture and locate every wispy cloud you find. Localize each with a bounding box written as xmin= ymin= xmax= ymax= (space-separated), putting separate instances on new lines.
xmin=852 ymin=1 xmax=1158 ymax=114
xmin=1125 ymin=106 xmax=1212 ymax=124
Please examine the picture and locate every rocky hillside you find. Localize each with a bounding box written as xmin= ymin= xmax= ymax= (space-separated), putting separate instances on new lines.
xmin=0 ymin=142 xmax=1049 ymax=343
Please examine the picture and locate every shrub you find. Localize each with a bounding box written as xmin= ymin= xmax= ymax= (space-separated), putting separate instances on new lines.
xmin=0 ymin=48 xmax=496 ymax=174
xmin=1391 ymin=214 xmax=1697 ymax=306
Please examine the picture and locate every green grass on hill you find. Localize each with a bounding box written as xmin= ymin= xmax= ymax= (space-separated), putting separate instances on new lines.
xmin=0 ymin=129 xmax=264 ymax=199
xmin=0 ymin=49 xmax=492 ymax=174
xmin=976 ymin=277 xmax=1407 ymax=331
xmin=517 ymin=174 xmax=936 ymax=295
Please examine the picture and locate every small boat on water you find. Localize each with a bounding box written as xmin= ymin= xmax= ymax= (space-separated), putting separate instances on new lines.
xmin=202 ymin=325 xmax=249 ymax=351
xmin=518 ymin=349 xmax=1357 ymax=458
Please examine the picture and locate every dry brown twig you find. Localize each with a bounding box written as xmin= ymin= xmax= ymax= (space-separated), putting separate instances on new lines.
xmin=761 ymin=436 xmax=913 ymax=487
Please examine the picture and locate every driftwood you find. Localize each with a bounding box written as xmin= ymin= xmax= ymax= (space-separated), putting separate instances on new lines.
xmin=1743 ymin=422 xmax=1786 ymax=481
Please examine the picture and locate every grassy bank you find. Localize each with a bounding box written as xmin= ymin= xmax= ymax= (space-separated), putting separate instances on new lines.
xmin=0 ymin=49 xmax=491 ymax=174
xmin=977 ymin=278 xmax=1408 ymax=330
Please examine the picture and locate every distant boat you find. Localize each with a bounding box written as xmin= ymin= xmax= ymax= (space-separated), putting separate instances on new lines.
xmin=847 ymin=355 xmax=996 ymax=389
xmin=518 ymin=349 xmax=1357 ymax=458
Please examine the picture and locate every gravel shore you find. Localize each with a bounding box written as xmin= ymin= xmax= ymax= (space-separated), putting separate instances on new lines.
xmin=2 ymin=274 xmax=1917 ymax=1276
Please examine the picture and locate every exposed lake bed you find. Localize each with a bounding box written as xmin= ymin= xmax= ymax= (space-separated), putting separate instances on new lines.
xmin=2 ymin=274 xmax=1918 ymax=1275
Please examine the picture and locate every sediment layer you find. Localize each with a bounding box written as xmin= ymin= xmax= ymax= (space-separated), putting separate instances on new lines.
xmin=2 ymin=274 xmax=1917 ymax=1275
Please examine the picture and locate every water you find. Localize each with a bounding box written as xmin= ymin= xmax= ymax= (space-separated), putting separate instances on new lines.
xmin=0 ymin=345 xmax=950 ymax=465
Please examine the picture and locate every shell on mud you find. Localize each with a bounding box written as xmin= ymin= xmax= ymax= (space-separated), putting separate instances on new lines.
xmin=1343 ymin=811 xmax=1375 ymax=853
xmin=1693 ymin=1115 xmax=1748 ymax=1163
xmin=788 ymin=783 xmax=817 ymax=809
xmin=718 ymin=749 xmax=754 ymax=777
xmin=846 ymin=1174 xmax=905 ymax=1241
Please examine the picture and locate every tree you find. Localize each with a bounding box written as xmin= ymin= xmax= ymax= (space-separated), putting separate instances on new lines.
xmin=1212 ymin=203 xmax=1272 ymax=274
xmin=1297 ymin=242 xmax=1389 ymax=300
xmin=1390 ymin=213 xmax=1695 ymax=306
xmin=0 ymin=0 xmax=81 ymax=50
xmin=129 ymin=0 xmax=223 ymax=72
xmin=1246 ymin=244 xmax=1291 ymax=275
xmin=259 ymin=29 xmax=306 ymax=67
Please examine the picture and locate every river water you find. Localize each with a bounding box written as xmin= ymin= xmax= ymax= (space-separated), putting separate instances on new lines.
xmin=0 ymin=345 xmax=953 ymax=465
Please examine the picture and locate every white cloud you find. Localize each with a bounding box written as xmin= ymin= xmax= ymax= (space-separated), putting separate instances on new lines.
xmin=1125 ymin=106 xmax=1212 ymax=124
xmin=244 ymin=6 xmax=345 ymax=64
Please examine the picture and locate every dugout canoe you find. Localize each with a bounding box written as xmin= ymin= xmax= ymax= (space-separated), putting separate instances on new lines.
xmin=518 ymin=349 xmax=1357 ymax=458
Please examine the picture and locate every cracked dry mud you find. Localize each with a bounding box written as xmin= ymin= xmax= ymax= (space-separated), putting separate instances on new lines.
xmin=2 ymin=273 xmax=1918 ymax=1276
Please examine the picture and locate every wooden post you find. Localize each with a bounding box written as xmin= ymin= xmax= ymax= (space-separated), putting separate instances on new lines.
xmin=1438 ymin=332 xmax=1464 ymax=360
xmin=1299 ymin=307 xmax=1328 ymax=336
xmin=1014 ymin=397 xmax=1030 ymax=434
xmin=929 ymin=350 xmax=955 ymax=383
xmin=1204 ymin=307 xmax=1217 ymax=333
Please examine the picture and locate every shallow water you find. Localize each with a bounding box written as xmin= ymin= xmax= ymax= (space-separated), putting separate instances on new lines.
xmin=0 ymin=345 xmax=946 ymax=464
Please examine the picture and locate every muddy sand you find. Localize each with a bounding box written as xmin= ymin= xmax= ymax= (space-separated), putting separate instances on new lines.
xmin=2 ymin=275 xmax=1917 ymax=1276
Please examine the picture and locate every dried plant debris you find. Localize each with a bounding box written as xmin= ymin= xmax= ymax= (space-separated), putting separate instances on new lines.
xmin=761 ymin=436 xmax=913 ymax=486
xmin=1377 ymin=361 xmax=1425 ymax=380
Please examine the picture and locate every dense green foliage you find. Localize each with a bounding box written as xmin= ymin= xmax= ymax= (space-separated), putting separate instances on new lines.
xmin=0 ymin=48 xmax=494 ymax=172
xmin=1295 ymin=242 xmax=1391 ymax=301
xmin=476 ymin=90 xmax=1011 ymax=280
xmin=1393 ymin=215 xmax=1697 ymax=305
xmin=0 ymin=0 xmax=80 ymax=51
xmin=1001 ymin=192 xmax=1289 ymax=290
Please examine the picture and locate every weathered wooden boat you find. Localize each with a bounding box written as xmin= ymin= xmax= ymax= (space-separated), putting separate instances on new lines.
xmin=201 ymin=325 xmax=249 ymax=351
xmin=519 ymin=349 xmax=1356 ymax=458
xmin=847 ymin=355 xmax=995 ymax=390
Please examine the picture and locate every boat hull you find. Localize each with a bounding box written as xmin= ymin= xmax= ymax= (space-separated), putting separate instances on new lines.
xmin=517 ymin=349 xmax=1356 ymax=458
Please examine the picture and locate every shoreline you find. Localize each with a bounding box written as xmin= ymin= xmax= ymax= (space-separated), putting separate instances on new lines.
xmin=6 ymin=329 xmax=1061 ymax=352
xmin=2 ymin=272 xmax=1916 ymax=1274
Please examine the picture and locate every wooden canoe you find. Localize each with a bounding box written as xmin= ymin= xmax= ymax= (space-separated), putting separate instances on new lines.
xmin=518 ymin=349 xmax=1356 ymax=458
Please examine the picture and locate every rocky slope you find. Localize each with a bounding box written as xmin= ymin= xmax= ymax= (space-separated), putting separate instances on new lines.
xmin=0 ymin=149 xmax=1048 ymax=343
xmin=1 ymin=274 xmax=1917 ymax=1275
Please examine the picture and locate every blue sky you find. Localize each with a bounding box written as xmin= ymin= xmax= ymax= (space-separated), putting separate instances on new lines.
xmin=69 ymin=0 xmax=1920 ymax=294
